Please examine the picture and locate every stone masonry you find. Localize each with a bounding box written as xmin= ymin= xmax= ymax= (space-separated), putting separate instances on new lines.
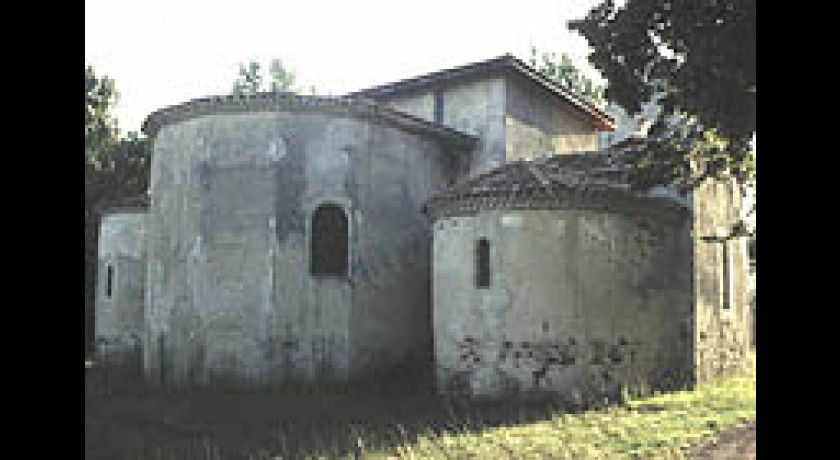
xmin=94 ymin=54 xmax=749 ymax=394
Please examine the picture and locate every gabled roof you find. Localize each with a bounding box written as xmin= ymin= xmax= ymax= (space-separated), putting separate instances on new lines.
xmin=424 ymin=151 xmax=687 ymax=219
xmin=349 ymin=54 xmax=616 ymax=131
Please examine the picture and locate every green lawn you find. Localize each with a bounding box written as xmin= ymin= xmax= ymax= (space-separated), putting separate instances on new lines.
xmin=360 ymin=352 xmax=756 ymax=459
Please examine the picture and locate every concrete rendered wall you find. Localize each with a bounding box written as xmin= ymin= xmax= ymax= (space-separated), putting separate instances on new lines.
xmin=692 ymin=179 xmax=751 ymax=382
xmin=505 ymin=73 xmax=601 ymax=159
xmin=432 ymin=209 xmax=693 ymax=397
xmin=96 ymin=212 xmax=146 ymax=367
xmin=145 ymin=109 xmax=453 ymax=386
xmin=377 ymin=73 xmax=603 ymax=180
xmin=378 ymin=77 xmax=507 ymax=178
xmin=146 ymin=112 xmax=287 ymax=386
xmin=348 ymin=120 xmax=454 ymax=379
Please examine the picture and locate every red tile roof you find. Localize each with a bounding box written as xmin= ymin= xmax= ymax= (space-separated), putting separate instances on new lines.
xmin=424 ymin=151 xmax=687 ymax=219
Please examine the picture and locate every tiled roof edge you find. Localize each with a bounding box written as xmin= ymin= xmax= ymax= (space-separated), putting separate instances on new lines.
xmin=424 ymin=190 xmax=688 ymax=222
xmin=141 ymin=92 xmax=478 ymax=148
xmin=423 ymin=151 xmax=688 ymax=220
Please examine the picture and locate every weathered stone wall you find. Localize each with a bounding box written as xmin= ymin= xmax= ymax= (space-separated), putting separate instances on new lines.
xmin=146 ymin=112 xmax=287 ymax=386
xmin=145 ymin=107 xmax=455 ymax=386
xmin=505 ymin=73 xmax=600 ymax=159
xmin=96 ymin=212 xmax=146 ymax=367
xmin=348 ymin=121 xmax=454 ymax=379
xmin=432 ymin=209 xmax=693 ymax=397
xmin=692 ymin=179 xmax=751 ymax=382
xmin=377 ymin=77 xmax=507 ymax=178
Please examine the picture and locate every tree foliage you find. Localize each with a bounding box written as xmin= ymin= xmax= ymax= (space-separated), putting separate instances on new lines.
xmin=232 ymin=61 xmax=265 ymax=95
xmin=85 ymin=65 xmax=118 ymax=159
xmin=268 ymin=58 xmax=298 ymax=92
xmin=528 ymin=47 xmax=605 ymax=106
xmin=569 ymin=0 xmax=756 ymax=199
xmin=232 ymin=58 xmax=315 ymax=95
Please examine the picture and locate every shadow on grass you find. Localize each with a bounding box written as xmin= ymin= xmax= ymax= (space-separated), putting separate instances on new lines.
xmin=85 ymin=363 xmax=613 ymax=460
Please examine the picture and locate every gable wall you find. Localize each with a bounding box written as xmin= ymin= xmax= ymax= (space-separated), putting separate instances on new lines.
xmin=504 ymin=73 xmax=601 ymax=160
xmin=376 ymin=76 xmax=507 ymax=179
xmin=376 ymin=71 xmax=605 ymax=181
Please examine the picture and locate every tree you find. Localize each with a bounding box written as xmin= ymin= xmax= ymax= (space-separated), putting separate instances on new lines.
xmin=267 ymin=58 xmax=297 ymax=92
xmin=85 ymin=65 xmax=118 ymax=160
xmin=569 ymin=0 xmax=756 ymax=211
xmin=232 ymin=61 xmax=264 ymax=95
xmin=528 ymin=47 xmax=605 ymax=106
xmin=232 ymin=58 xmax=315 ymax=95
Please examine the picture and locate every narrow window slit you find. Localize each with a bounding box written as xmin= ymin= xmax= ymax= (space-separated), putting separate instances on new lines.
xmin=106 ymin=265 xmax=114 ymax=298
xmin=476 ymin=238 xmax=490 ymax=288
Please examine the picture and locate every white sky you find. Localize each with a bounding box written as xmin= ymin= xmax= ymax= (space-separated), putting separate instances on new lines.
xmin=85 ymin=0 xmax=605 ymax=135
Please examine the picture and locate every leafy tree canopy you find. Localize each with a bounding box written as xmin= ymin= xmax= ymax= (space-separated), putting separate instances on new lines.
xmin=569 ymin=0 xmax=756 ymax=197
xmin=85 ymin=65 xmax=119 ymax=159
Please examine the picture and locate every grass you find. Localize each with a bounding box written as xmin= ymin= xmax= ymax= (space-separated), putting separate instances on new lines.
xmin=366 ymin=351 xmax=756 ymax=459
xmin=85 ymin=351 xmax=755 ymax=459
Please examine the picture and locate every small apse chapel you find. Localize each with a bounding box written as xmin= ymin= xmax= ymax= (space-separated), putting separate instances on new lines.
xmin=94 ymin=54 xmax=750 ymax=397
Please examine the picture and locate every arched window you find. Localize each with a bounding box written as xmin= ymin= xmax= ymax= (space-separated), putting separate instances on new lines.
xmin=311 ymin=204 xmax=348 ymax=276
xmin=476 ymin=238 xmax=490 ymax=288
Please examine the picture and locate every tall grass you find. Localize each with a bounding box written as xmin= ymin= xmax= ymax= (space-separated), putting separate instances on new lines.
xmin=365 ymin=351 xmax=756 ymax=459
xmin=86 ymin=352 xmax=755 ymax=459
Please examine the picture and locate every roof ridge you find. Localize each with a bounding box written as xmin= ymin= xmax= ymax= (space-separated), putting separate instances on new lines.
xmin=348 ymin=55 xmax=615 ymax=131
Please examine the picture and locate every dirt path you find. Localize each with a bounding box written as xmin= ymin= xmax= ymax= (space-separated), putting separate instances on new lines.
xmin=686 ymin=421 xmax=756 ymax=459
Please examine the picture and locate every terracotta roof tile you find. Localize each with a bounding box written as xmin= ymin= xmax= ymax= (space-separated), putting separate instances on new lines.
xmin=425 ymin=151 xmax=687 ymax=219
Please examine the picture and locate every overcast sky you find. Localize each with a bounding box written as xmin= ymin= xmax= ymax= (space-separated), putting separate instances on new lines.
xmin=85 ymin=0 xmax=605 ymax=135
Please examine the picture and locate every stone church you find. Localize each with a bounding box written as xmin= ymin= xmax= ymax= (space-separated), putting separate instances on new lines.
xmin=95 ymin=54 xmax=750 ymax=397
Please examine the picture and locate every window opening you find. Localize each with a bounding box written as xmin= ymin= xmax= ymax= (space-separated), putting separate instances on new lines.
xmin=311 ymin=204 xmax=349 ymax=276
xmin=476 ymin=238 xmax=490 ymax=288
